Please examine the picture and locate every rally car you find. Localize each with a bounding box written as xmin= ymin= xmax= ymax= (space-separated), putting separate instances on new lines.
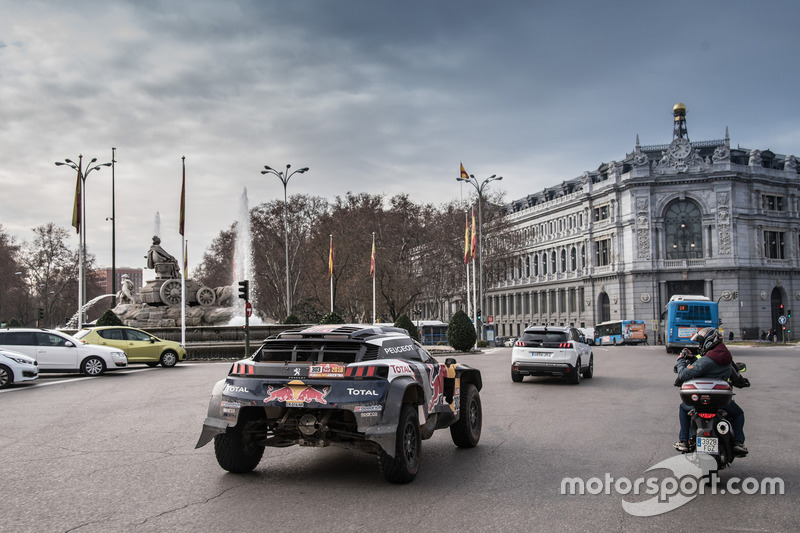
xmin=196 ymin=324 xmax=483 ymax=483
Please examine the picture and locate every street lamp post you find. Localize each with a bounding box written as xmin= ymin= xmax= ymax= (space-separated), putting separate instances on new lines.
xmin=55 ymin=154 xmax=112 ymax=329
xmin=456 ymin=172 xmax=503 ymax=341
xmin=260 ymin=163 xmax=309 ymax=318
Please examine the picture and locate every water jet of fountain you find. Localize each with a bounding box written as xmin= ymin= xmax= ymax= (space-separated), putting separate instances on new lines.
xmin=65 ymin=294 xmax=116 ymax=329
xmin=229 ymin=187 xmax=263 ymax=326
xmin=153 ymin=211 xmax=161 ymax=238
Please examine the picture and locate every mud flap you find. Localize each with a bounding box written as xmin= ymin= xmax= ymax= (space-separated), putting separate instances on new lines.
xmin=195 ymin=417 xmax=230 ymax=448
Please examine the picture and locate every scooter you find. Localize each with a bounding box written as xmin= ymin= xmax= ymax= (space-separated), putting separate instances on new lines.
xmin=675 ymin=361 xmax=747 ymax=471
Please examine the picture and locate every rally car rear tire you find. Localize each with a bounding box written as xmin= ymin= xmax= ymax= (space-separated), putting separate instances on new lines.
xmin=450 ymin=384 xmax=482 ymax=448
xmin=214 ymin=425 xmax=264 ymax=473
xmin=379 ymin=404 xmax=421 ymax=483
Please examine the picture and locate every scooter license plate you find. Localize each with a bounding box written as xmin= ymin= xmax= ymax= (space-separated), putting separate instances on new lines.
xmin=696 ymin=437 xmax=719 ymax=454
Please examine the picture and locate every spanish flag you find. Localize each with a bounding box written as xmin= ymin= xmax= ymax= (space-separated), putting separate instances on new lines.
xmin=370 ymin=236 xmax=375 ymax=278
xmin=464 ymin=212 xmax=470 ymax=264
xmin=71 ymin=168 xmax=81 ymax=234
xmin=471 ymin=206 xmax=477 ymax=259
xmin=460 ymin=162 xmax=469 ymax=181
xmin=328 ymin=235 xmax=334 ymax=278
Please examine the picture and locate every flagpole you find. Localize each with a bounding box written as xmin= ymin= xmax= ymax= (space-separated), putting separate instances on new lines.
xmin=465 ymin=212 xmax=471 ymax=318
xmin=372 ymin=232 xmax=376 ymax=324
xmin=329 ymin=234 xmax=334 ymax=312
xmin=471 ymin=206 xmax=478 ymax=329
xmin=180 ymin=156 xmax=186 ymax=348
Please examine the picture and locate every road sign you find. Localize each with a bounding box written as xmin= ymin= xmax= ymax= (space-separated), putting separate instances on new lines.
xmin=246 ymin=302 xmax=253 ymax=317
xmin=779 ymin=315 xmax=787 ymax=325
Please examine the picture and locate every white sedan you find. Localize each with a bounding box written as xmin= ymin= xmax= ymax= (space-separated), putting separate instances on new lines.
xmin=0 ymin=348 xmax=39 ymax=388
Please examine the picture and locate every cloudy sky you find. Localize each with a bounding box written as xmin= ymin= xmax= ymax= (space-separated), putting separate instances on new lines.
xmin=1 ymin=0 xmax=799 ymax=273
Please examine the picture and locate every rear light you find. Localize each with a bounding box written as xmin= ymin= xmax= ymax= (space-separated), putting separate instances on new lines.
xmin=344 ymin=365 xmax=389 ymax=379
xmin=231 ymin=363 xmax=255 ymax=376
xmin=558 ymin=342 xmax=573 ymax=348
xmin=712 ymin=383 xmax=731 ymax=390
xmin=514 ymin=340 xmax=524 ymax=347
xmin=681 ymin=383 xmax=697 ymax=390
xmin=698 ymin=412 xmax=715 ymax=419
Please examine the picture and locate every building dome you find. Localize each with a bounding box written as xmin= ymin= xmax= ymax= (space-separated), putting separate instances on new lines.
xmin=673 ymin=102 xmax=687 ymax=116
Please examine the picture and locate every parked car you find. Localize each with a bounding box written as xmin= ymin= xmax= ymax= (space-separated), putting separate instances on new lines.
xmin=0 ymin=328 xmax=127 ymax=376
xmin=510 ymin=326 xmax=593 ymax=384
xmin=0 ymin=348 xmax=39 ymax=389
xmin=578 ymin=328 xmax=595 ymax=346
xmin=74 ymin=326 xmax=186 ymax=367
xmin=196 ymin=324 xmax=483 ymax=483
xmin=504 ymin=337 xmax=517 ymax=347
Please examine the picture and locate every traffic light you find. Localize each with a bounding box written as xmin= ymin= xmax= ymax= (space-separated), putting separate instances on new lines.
xmin=238 ymin=280 xmax=249 ymax=301
xmin=789 ymin=309 xmax=792 ymax=318
xmin=36 ymin=308 xmax=44 ymax=320
xmin=477 ymin=309 xmax=482 ymax=321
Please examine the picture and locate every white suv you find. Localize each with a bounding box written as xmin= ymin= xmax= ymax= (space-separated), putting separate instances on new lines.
xmin=511 ymin=326 xmax=593 ymax=384
xmin=0 ymin=328 xmax=127 ymax=376
xmin=0 ymin=348 xmax=39 ymax=389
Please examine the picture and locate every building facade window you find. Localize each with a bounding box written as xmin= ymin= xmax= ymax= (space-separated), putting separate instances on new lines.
xmin=664 ymin=199 xmax=703 ymax=259
xmin=764 ymin=231 xmax=785 ymax=259
xmin=763 ymin=195 xmax=784 ymax=212
xmin=593 ymin=204 xmax=609 ymax=222
xmin=595 ymin=238 xmax=611 ymax=266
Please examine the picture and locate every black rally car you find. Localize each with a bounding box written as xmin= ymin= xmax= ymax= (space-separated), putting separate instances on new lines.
xmin=196 ymin=324 xmax=483 ymax=483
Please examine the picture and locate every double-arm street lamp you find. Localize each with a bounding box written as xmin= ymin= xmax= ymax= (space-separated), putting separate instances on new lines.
xmin=456 ymin=172 xmax=503 ymax=340
xmin=260 ymin=163 xmax=309 ymax=318
xmin=55 ymin=154 xmax=112 ymax=329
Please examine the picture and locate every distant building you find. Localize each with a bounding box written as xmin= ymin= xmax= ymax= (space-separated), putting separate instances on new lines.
xmin=483 ymin=103 xmax=800 ymax=343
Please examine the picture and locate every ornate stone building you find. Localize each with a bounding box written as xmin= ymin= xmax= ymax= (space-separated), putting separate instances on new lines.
xmin=484 ymin=103 xmax=800 ymax=343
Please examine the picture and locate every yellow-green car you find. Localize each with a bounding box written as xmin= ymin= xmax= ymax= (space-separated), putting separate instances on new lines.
xmin=75 ymin=326 xmax=187 ymax=367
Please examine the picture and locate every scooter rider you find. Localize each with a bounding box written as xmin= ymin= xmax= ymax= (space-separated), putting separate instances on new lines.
xmin=674 ymin=327 xmax=747 ymax=455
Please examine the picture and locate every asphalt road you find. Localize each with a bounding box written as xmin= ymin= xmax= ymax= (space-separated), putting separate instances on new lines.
xmin=1 ymin=343 xmax=797 ymax=532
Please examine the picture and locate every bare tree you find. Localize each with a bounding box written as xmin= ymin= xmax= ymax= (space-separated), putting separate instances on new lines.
xmin=0 ymin=225 xmax=28 ymax=324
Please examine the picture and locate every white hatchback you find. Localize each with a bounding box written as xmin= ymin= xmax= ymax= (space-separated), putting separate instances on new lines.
xmin=0 ymin=328 xmax=127 ymax=376
xmin=0 ymin=348 xmax=39 ymax=388
xmin=510 ymin=326 xmax=593 ymax=384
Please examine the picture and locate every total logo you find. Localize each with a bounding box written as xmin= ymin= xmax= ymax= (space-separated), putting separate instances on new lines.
xmin=347 ymin=388 xmax=379 ymax=396
xmin=224 ymin=384 xmax=249 ymax=394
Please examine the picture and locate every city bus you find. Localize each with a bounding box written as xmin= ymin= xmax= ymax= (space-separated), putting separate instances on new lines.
xmin=594 ymin=320 xmax=647 ymax=345
xmin=664 ymin=295 xmax=719 ymax=353
xmin=418 ymin=320 xmax=449 ymax=345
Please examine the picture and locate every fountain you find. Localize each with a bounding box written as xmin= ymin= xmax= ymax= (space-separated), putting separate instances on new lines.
xmin=65 ymin=294 xmax=116 ymax=329
xmin=229 ymin=187 xmax=263 ymax=326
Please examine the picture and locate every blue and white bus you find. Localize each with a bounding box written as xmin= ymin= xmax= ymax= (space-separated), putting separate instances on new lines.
xmin=419 ymin=320 xmax=448 ymax=345
xmin=594 ymin=320 xmax=647 ymax=346
xmin=664 ymin=295 xmax=719 ymax=353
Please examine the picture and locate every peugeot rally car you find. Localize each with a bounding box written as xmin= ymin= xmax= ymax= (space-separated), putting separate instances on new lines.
xmin=196 ymin=324 xmax=483 ymax=483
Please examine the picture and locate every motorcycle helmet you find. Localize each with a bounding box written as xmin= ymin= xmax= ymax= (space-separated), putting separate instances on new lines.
xmin=691 ymin=327 xmax=722 ymax=355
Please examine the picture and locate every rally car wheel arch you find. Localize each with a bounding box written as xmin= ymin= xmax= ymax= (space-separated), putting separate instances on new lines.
xmin=379 ymin=404 xmax=421 ymax=483
xmin=450 ymin=384 xmax=481 ymax=447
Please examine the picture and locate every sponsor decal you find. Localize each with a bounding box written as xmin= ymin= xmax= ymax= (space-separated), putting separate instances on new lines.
xmin=223 ymin=384 xmax=249 ymax=394
xmin=353 ymin=405 xmax=383 ymax=412
xmin=359 ymin=412 xmax=379 ymax=418
xmin=309 ymin=363 xmax=345 ymax=378
xmin=263 ymin=380 xmax=330 ymax=406
xmin=293 ymin=368 xmax=301 ymax=377
xmin=347 ymin=387 xmax=379 ymax=396
xmin=389 ymin=363 xmax=412 ymax=374
xmin=384 ymin=344 xmax=414 ymax=355
xmin=220 ymin=401 xmax=241 ymax=418
xmin=426 ymin=363 xmax=446 ymax=412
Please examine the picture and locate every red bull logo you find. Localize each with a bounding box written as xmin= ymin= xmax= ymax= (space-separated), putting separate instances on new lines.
xmin=264 ymin=380 xmax=330 ymax=406
xmin=426 ymin=364 xmax=446 ymax=413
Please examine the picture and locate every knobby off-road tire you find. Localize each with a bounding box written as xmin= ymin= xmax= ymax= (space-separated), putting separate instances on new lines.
xmin=214 ymin=424 xmax=265 ymax=473
xmin=450 ymin=384 xmax=482 ymax=448
xmin=379 ymin=404 xmax=421 ymax=483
